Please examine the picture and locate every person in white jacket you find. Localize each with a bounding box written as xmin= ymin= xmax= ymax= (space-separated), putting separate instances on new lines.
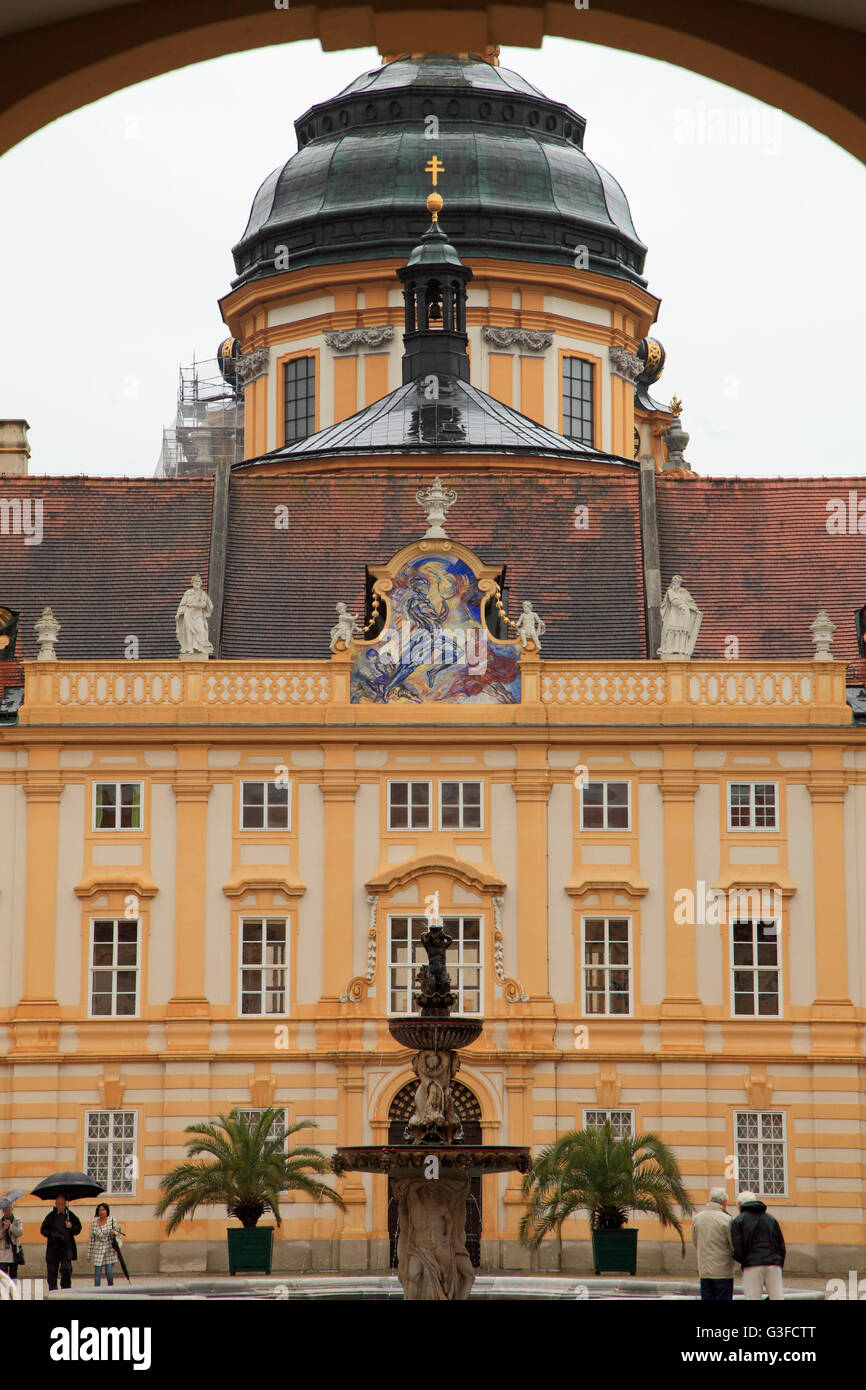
xmin=0 ymin=1206 xmax=23 ymax=1281
xmin=691 ymin=1188 xmax=734 ymax=1300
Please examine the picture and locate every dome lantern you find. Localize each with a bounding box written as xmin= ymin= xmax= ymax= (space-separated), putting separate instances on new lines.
xmin=397 ymin=187 xmax=473 ymax=385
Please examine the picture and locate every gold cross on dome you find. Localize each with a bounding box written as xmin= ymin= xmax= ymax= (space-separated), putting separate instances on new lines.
xmin=424 ymin=155 xmax=445 ymax=187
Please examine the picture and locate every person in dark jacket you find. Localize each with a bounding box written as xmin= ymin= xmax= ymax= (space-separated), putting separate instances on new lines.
xmin=40 ymin=1195 xmax=82 ymax=1291
xmin=730 ymin=1190 xmax=786 ymax=1300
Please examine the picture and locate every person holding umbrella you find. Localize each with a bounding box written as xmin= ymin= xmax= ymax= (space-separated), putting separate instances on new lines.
xmin=40 ymin=1195 xmax=81 ymax=1290
xmin=86 ymin=1203 xmax=126 ymax=1287
xmin=33 ymin=1172 xmax=103 ymax=1291
xmin=0 ymin=1201 xmax=24 ymax=1281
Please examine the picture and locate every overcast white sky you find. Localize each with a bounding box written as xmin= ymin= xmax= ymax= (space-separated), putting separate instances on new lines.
xmin=0 ymin=37 xmax=863 ymax=478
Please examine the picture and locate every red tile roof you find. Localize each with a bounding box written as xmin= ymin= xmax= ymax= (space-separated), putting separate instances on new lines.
xmin=0 ymin=478 xmax=213 ymax=660
xmin=656 ymin=478 xmax=866 ymax=664
xmin=220 ymin=470 xmax=648 ymax=659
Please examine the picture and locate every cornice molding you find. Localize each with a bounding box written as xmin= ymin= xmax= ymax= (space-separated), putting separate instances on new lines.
xmin=222 ymin=870 xmax=306 ymax=900
xmin=366 ymin=852 xmax=505 ymax=897
xmin=74 ymin=873 xmax=158 ymax=901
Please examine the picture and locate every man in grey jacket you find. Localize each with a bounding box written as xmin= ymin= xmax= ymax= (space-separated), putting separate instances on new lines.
xmin=691 ymin=1188 xmax=734 ymax=1300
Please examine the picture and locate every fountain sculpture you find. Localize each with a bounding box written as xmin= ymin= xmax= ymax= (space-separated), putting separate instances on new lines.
xmin=332 ymin=916 xmax=530 ymax=1300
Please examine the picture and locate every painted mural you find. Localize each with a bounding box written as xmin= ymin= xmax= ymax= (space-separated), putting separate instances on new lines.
xmin=350 ymin=554 xmax=521 ymax=704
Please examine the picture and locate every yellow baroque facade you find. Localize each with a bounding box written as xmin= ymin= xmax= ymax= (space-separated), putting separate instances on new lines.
xmin=1 ymin=645 xmax=864 ymax=1273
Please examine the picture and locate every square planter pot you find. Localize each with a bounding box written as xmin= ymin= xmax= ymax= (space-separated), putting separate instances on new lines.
xmin=227 ymin=1225 xmax=275 ymax=1275
xmin=592 ymin=1228 xmax=638 ymax=1275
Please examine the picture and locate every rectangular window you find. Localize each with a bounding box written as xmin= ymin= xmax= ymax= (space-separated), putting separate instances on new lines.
xmin=582 ymin=917 xmax=632 ymax=1015
xmin=234 ymin=1108 xmax=288 ymax=1152
xmin=387 ymin=781 xmax=432 ymax=830
xmin=728 ymin=782 xmax=778 ymax=831
xmin=562 ymin=357 xmax=595 ymax=446
xmin=240 ymin=918 xmax=288 ymax=1015
xmin=580 ymin=781 xmax=630 ymax=830
xmin=93 ymin=782 xmax=142 ymax=831
xmin=584 ymin=1109 xmax=635 ymax=1140
xmin=90 ymin=919 xmax=140 ymax=1017
xmin=284 ymin=357 xmax=316 ymax=444
xmin=240 ymin=780 xmax=290 ymax=831
xmin=731 ymin=918 xmax=781 ymax=1016
xmin=388 ymin=915 xmax=482 ymax=1015
xmin=439 ymin=781 xmax=483 ymax=830
xmin=85 ymin=1111 xmax=137 ymax=1195
xmin=734 ymin=1111 xmax=787 ymax=1197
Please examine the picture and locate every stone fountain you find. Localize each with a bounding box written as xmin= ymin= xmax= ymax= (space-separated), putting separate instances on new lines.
xmin=332 ymin=917 xmax=530 ymax=1300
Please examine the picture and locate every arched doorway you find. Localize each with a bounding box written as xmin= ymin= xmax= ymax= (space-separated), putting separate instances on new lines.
xmin=387 ymin=1079 xmax=483 ymax=1268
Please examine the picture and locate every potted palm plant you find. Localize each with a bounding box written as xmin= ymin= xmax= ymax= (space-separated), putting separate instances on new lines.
xmin=155 ymin=1108 xmax=345 ymax=1274
xmin=520 ymin=1122 xmax=693 ymax=1274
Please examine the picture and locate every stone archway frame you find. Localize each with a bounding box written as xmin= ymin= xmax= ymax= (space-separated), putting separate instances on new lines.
xmin=1 ymin=3 xmax=864 ymax=165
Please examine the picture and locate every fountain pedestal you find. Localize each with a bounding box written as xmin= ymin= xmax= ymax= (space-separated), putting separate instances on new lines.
xmin=332 ymin=922 xmax=531 ymax=1300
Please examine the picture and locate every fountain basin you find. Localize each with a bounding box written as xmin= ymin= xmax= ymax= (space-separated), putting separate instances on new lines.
xmin=388 ymin=1017 xmax=483 ymax=1051
xmin=332 ymin=1144 xmax=531 ymax=1179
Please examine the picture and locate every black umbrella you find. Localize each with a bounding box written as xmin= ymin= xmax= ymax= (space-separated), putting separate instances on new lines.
xmin=111 ymin=1233 xmax=131 ymax=1283
xmin=31 ymin=1172 xmax=105 ymax=1202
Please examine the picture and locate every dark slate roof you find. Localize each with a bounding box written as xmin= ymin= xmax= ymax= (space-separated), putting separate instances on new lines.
xmin=244 ymin=376 xmax=633 ymax=465
xmin=221 ymin=470 xmax=648 ymax=660
xmin=231 ymin=54 xmax=647 ymax=287
xmin=656 ymin=477 xmax=866 ymax=663
xmin=0 ymin=478 xmax=213 ymax=661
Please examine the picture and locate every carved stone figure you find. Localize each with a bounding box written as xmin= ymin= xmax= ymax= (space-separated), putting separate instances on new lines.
xmin=608 ymin=345 xmax=642 ymax=382
xmin=234 ymin=347 xmax=269 ymax=386
xmin=35 ymin=606 xmax=61 ymax=661
xmin=393 ymin=1172 xmax=475 ymax=1301
xmin=407 ymin=1049 xmax=462 ymax=1144
xmin=514 ymin=600 xmax=546 ymax=650
xmin=658 ymin=574 xmax=702 ymax=659
xmin=329 ymin=601 xmax=362 ymax=651
xmin=175 ymin=575 xmax=213 ymax=658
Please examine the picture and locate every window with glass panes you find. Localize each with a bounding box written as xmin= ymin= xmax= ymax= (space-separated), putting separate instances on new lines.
xmin=90 ymin=919 xmax=139 ymax=1016
xmin=731 ymin=918 xmax=780 ymax=1015
xmin=387 ymin=781 xmax=431 ymax=830
xmin=235 ymin=1108 xmax=288 ymax=1151
xmin=580 ymin=781 xmax=630 ymax=830
xmin=439 ymin=781 xmax=482 ymax=829
xmin=94 ymin=781 xmax=142 ymax=830
xmin=240 ymin=780 xmax=289 ymax=830
xmin=728 ymin=782 xmax=778 ymax=830
xmin=584 ymin=1109 xmax=635 ymax=1140
xmin=582 ymin=917 xmax=631 ymax=1014
xmin=240 ymin=918 xmax=287 ymax=1015
xmin=734 ymin=1111 xmax=786 ymax=1196
xmin=562 ymin=357 xmax=594 ymax=445
xmin=283 ymin=357 xmax=315 ymax=444
xmin=85 ymin=1111 xmax=137 ymax=1195
xmin=389 ymin=915 xmax=482 ymax=1015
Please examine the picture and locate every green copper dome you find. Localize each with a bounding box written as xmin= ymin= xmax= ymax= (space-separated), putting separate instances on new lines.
xmin=231 ymin=54 xmax=647 ymax=288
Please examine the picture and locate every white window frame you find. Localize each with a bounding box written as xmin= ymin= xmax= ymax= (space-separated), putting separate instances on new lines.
xmin=88 ymin=917 xmax=141 ymax=1018
xmin=733 ymin=1111 xmax=788 ymax=1198
xmin=580 ymin=915 xmax=633 ymax=1017
xmin=234 ymin=1107 xmax=289 ymax=1153
xmin=438 ymin=780 xmax=484 ymax=831
xmin=583 ymin=1109 xmax=636 ymax=1140
xmin=84 ymin=1110 xmax=138 ymax=1196
xmin=730 ymin=916 xmax=782 ymax=1018
xmin=239 ymin=917 xmax=289 ymax=1017
xmin=239 ymin=779 xmax=292 ymax=832
xmin=387 ymin=913 xmax=483 ymax=1017
xmin=579 ymin=780 xmax=631 ymax=831
xmin=387 ymin=779 xmax=433 ymax=831
xmin=727 ymin=781 xmax=779 ymax=832
xmin=92 ymin=780 xmax=144 ymax=832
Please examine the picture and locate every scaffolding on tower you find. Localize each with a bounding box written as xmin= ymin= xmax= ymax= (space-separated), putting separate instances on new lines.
xmin=155 ymin=344 xmax=245 ymax=479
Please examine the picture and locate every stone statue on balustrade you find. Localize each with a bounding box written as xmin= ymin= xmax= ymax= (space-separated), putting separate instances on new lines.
xmin=658 ymin=574 xmax=702 ymax=660
xmin=329 ymin=601 xmax=363 ymax=651
xmin=175 ymin=575 xmax=213 ymax=659
xmin=514 ymin=600 xmax=546 ymax=650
